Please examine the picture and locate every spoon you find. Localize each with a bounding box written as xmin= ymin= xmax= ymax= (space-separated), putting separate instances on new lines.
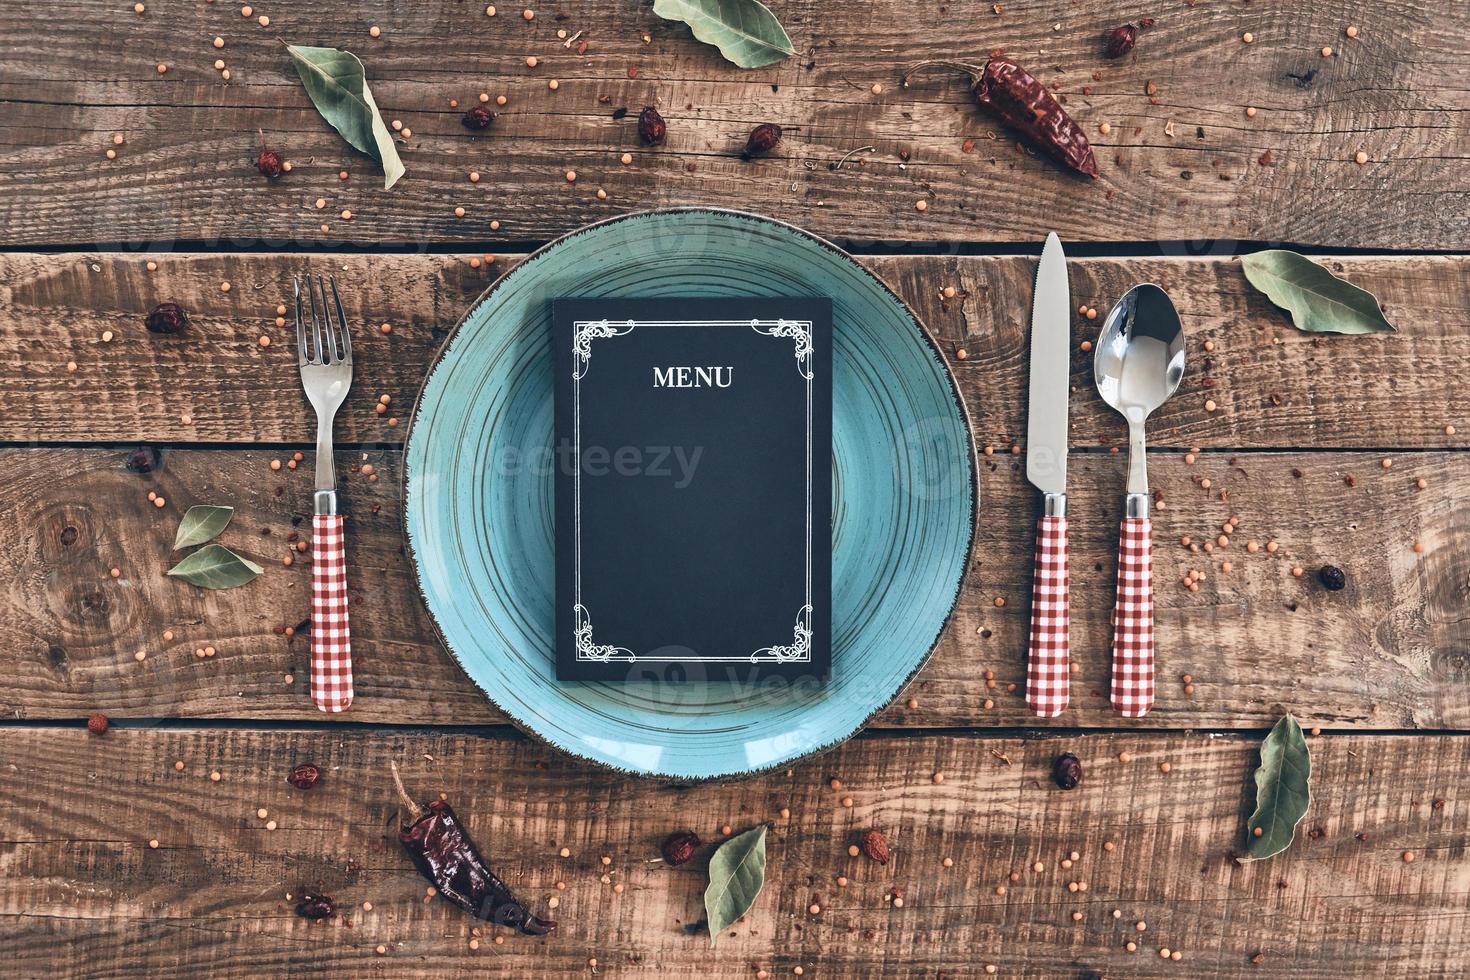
xmin=1093 ymin=284 xmax=1185 ymax=718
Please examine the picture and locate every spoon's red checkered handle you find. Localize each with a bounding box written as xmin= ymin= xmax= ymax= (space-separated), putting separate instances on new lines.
xmin=1026 ymin=516 xmax=1069 ymax=717
xmin=310 ymin=514 xmax=353 ymax=713
xmin=1109 ymin=516 xmax=1154 ymax=717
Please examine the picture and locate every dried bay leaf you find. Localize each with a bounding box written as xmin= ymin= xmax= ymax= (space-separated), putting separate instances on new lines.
xmin=167 ymin=544 xmax=264 ymax=589
xmin=1242 ymin=713 xmax=1312 ymax=861
xmin=704 ymin=824 xmax=767 ymax=945
xmin=287 ymin=44 xmax=405 ymax=189
xmin=1241 ymin=250 xmax=1396 ymax=334
xmin=652 ymin=0 xmax=794 ymax=69
xmin=173 ymin=505 xmax=234 ymax=550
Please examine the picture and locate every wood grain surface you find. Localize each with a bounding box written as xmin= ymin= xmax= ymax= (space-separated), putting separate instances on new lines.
xmin=5 ymin=444 xmax=1465 ymax=730
xmin=1 ymin=252 xmax=1465 ymax=448
xmin=1 ymin=1 xmax=1466 ymax=249
xmin=3 ymin=1 xmax=1468 ymax=972
xmin=1 ymin=727 xmax=1465 ymax=979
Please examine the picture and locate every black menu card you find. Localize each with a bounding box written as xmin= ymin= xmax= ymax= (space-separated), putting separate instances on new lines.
xmin=553 ymin=297 xmax=832 ymax=684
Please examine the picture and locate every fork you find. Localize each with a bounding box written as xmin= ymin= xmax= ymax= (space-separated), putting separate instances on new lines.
xmin=295 ymin=275 xmax=355 ymax=713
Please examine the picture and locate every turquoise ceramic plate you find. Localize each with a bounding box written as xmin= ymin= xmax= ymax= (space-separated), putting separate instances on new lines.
xmin=404 ymin=209 xmax=974 ymax=780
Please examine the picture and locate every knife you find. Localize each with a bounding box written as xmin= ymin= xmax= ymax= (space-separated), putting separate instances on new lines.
xmin=1024 ymin=232 xmax=1071 ymax=717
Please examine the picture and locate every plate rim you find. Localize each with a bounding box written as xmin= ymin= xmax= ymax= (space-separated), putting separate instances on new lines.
xmin=400 ymin=206 xmax=979 ymax=781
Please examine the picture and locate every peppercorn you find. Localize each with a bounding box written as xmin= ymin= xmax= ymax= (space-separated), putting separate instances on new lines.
xmin=256 ymin=148 xmax=284 ymax=178
xmin=660 ymin=830 xmax=700 ymax=866
xmin=287 ymin=762 xmax=321 ymax=789
xmin=1052 ymin=752 xmax=1083 ymax=789
xmin=742 ymin=123 xmax=782 ymax=160
xmin=461 ymin=104 xmax=495 ymax=130
xmin=859 ymin=829 xmax=891 ymax=864
xmin=295 ymin=891 xmax=335 ymax=920
xmin=1318 ymin=565 xmax=1346 ymax=591
xmin=125 ymin=446 xmax=163 ymax=473
xmin=145 ymin=302 xmax=189 ymax=335
xmin=1105 ymin=24 xmax=1138 ymax=58
xmin=87 ymin=713 xmax=109 ymax=735
xmin=637 ymin=106 xmax=667 ymax=146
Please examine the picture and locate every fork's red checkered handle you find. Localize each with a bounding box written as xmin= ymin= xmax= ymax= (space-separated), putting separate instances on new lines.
xmin=1109 ymin=516 xmax=1154 ymax=718
xmin=310 ymin=514 xmax=353 ymax=713
xmin=1026 ymin=516 xmax=1069 ymax=717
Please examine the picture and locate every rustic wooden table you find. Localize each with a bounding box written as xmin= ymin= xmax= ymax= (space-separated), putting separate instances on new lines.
xmin=2 ymin=1 xmax=1467 ymax=977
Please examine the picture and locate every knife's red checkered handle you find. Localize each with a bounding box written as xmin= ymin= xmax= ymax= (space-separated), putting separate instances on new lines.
xmin=1109 ymin=516 xmax=1154 ymax=718
xmin=310 ymin=514 xmax=353 ymax=713
xmin=1026 ymin=516 xmax=1069 ymax=717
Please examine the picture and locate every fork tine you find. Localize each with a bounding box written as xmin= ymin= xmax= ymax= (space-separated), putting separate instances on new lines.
xmin=318 ymin=275 xmax=340 ymax=363
xmin=328 ymin=276 xmax=352 ymax=363
xmin=293 ymin=276 xmax=309 ymax=367
xmin=307 ymin=275 xmax=326 ymax=364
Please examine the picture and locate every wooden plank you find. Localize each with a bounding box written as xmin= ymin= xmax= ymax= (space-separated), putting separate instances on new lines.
xmin=0 ymin=1 xmax=1466 ymax=248
xmin=1 ymin=251 xmax=1466 ymax=448
xmin=5 ymin=446 xmax=1466 ymax=730
xmin=0 ymin=727 xmax=1465 ymax=978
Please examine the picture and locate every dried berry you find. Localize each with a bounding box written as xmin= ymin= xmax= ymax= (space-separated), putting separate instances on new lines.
xmin=125 ymin=446 xmax=163 ymax=474
xmin=461 ymin=104 xmax=495 ymax=130
xmin=660 ymin=830 xmax=700 ymax=866
xmin=1052 ymin=752 xmax=1083 ymax=789
xmin=145 ymin=302 xmax=189 ymax=335
xmin=859 ymin=829 xmax=890 ymax=864
xmin=86 ymin=713 xmax=109 ymax=736
xmin=256 ymin=148 xmax=284 ymax=178
xmin=1105 ymin=24 xmax=1138 ymax=58
xmin=287 ymin=763 xmax=321 ymax=789
xmin=742 ymin=123 xmax=782 ymax=160
xmin=637 ymin=106 xmax=667 ymax=146
xmin=295 ymin=891 xmax=335 ymax=920
xmin=1318 ymin=565 xmax=1346 ymax=591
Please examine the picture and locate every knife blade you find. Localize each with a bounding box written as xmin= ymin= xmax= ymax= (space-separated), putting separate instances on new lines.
xmin=1026 ymin=232 xmax=1070 ymax=496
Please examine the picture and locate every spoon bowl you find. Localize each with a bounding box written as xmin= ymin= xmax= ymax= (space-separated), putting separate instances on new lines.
xmin=1094 ymin=283 xmax=1185 ymax=426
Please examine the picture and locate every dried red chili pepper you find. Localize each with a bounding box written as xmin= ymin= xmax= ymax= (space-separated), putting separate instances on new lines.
xmin=391 ymin=763 xmax=555 ymax=936
xmin=902 ymin=59 xmax=1099 ymax=178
